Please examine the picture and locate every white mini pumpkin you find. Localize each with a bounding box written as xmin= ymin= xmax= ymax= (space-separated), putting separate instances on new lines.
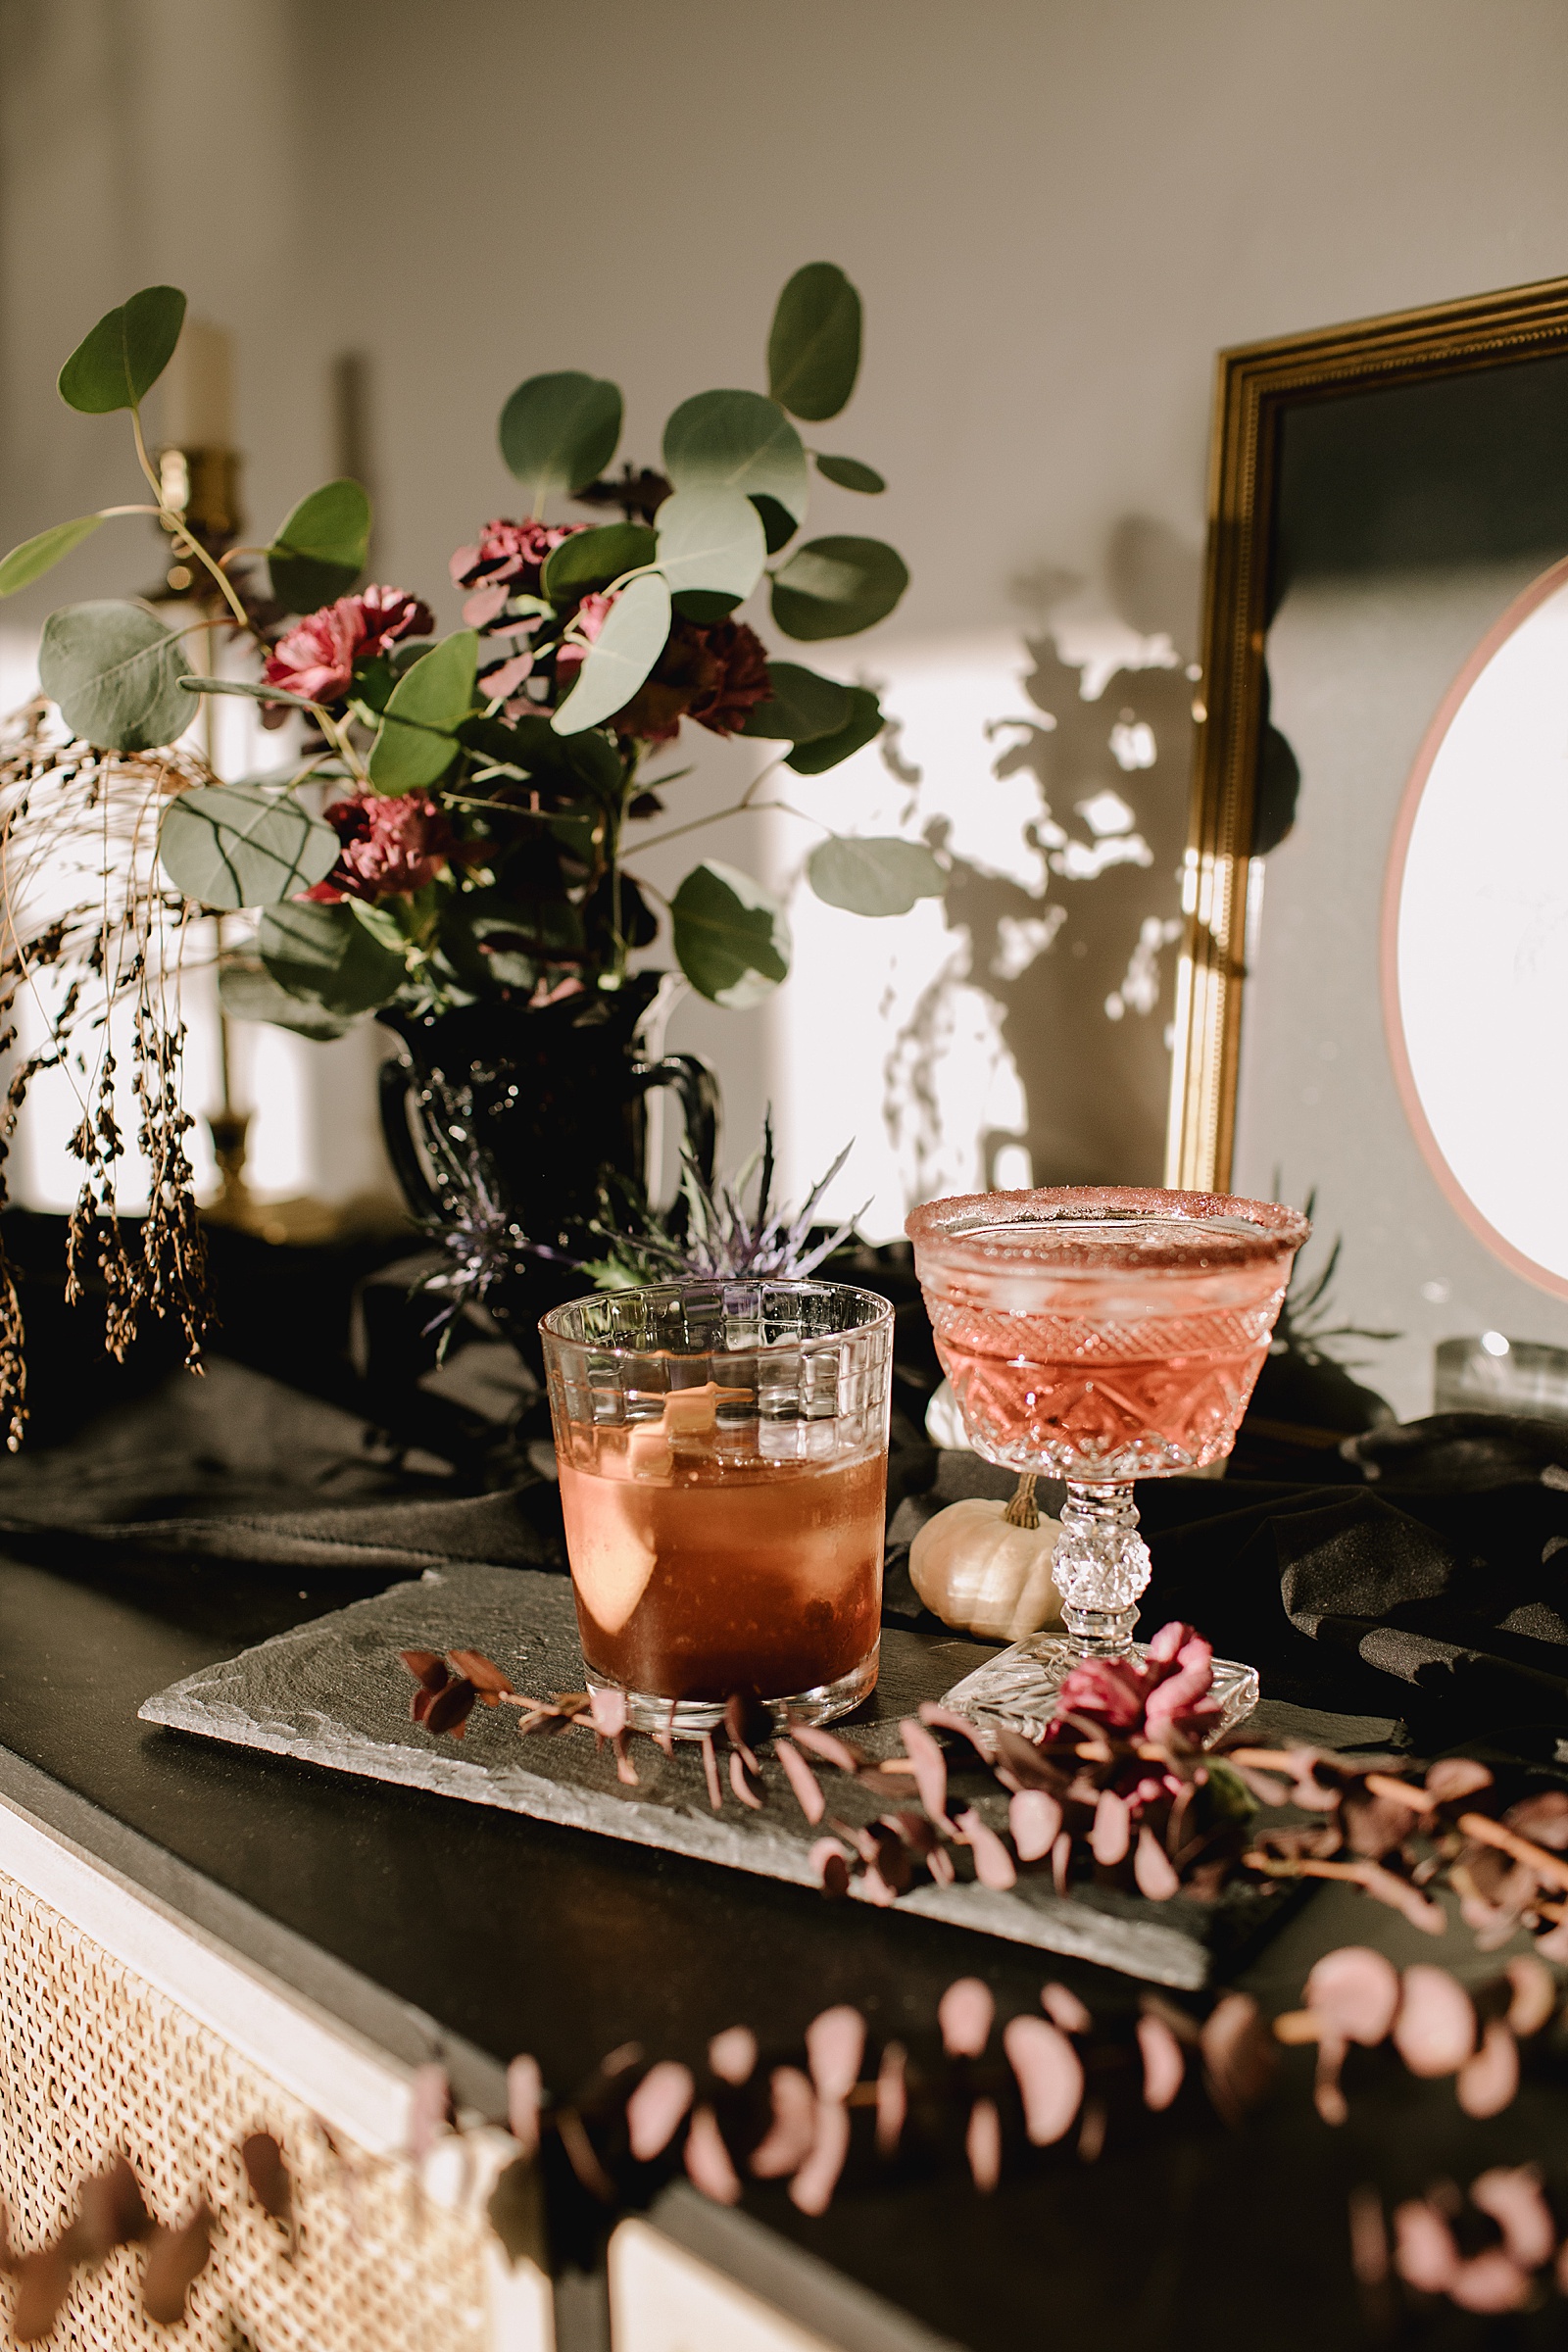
xmin=908 ymin=1481 xmax=1064 ymax=1642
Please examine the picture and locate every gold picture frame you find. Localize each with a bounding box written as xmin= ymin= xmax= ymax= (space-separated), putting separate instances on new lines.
xmin=1165 ymin=270 xmax=1568 ymax=1190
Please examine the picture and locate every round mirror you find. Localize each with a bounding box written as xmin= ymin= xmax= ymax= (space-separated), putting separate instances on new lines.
xmin=1385 ymin=555 xmax=1568 ymax=1298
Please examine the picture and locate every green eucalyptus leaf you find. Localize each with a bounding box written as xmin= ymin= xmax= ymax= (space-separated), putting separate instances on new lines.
xmin=551 ymin=573 xmax=671 ymax=736
xmin=220 ymin=959 xmax=353 ymax=1040
xmin=767 ymin=265 xmax=861 ymax=423
xmin=785 ymin=684 xmax=885 ymax=772
xmin=655 ymin=485 xmax=765 ymax=618
xmin=751 ymin=495 xmax=799 ymax=555
xmin=670 ymin=858 xmax=791 ymax=1007
xmin=807 ymin=834 xmax=946 ymax=916
xmin=741 ymin=662 xmax=852 ymax=744
xmin=268 ymin=478 xmax=370 ymax=612
xmin=159 ymin=782 xmax=340 ymax=910
xmin=770 ymin=536 xmax=909 ymax=642
xmin=58 ymin=285 xmax=186 ymax=414
xmin=541 ymin=522 xmax=656 ymax=604
xmin=813 ymin=454 xmax=884 ymax=494
xmin=368 ymin=630 xmax=478 ymax=791
xmin=500 ymin=371 xmax=622 ymax=500
xmin=38 ymin=601 xmax=194 ymax=751
xmin=258 ymin=898 xmax=406 ymax=1015
xmin=662 ymin=391 xmax=808 ymax=527
xmin=0 ymin=514 xmax=105 ymax=598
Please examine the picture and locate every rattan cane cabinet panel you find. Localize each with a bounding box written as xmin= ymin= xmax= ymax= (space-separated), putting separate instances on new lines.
xmin=0 ymin=1870 xmax=491 ymax=2352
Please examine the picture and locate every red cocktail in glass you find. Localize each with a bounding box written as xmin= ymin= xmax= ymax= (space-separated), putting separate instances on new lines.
xmin=907 ymin=1186 xmax=1308 ymax=1737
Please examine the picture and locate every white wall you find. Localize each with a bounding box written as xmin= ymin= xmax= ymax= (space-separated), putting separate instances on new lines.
xmin=6 ymin=0 xmax=1568 ymax=1250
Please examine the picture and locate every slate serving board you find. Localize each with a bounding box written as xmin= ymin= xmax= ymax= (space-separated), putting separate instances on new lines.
xmin=140 ymin=1563 xmax=1301 ymax=1989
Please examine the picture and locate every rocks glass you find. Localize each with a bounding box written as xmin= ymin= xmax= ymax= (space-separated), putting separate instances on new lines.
xmin=906 ymin=1185 xmax=1309 ymax=1740
xmin=540 ymin=1280 xmax=893 ymax=1733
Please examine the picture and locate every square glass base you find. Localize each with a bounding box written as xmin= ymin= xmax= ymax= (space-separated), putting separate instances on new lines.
xmin=584 ymin=1645 xmax=880 ymax=1738
xmin=940 ymin=1635 xmax=1259 ymax=1748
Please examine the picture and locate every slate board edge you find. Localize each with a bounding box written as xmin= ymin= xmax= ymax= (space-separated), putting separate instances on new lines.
xmin=137 ymin=1569 xmax=1210 ymax=1990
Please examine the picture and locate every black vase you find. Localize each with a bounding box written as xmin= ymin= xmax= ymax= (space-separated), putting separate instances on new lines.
xmin=377 ymin=975 xmax=717 ymax=1353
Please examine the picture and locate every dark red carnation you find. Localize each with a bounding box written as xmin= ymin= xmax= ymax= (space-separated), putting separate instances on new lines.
xmin=264 ymin=586 xmax=433 ymax=705
xmin=450 ymin=518 xmax=588 ymax=627
xmin=613 ymin=618 xmax=771 ymax=743
xmin=1047 ymin=1621 xmax=1220 ymax=1743
xmin=304 ymin=791 xmax=455 ymax=905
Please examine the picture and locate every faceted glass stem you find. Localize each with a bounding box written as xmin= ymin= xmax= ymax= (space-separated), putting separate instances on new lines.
xmin=1051 ymin=1481 xmax=1152 ymax=1660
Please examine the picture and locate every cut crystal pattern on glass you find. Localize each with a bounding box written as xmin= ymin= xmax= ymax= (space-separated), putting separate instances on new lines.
xmin=906 ymin=1185 xmax=1308 ymax=1747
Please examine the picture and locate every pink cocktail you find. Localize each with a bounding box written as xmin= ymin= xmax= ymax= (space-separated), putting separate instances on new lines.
xmin=907 ymin=1186 xmax=1308 ymax=1736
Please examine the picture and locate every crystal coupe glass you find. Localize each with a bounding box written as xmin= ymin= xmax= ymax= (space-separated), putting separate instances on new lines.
xmin=906 ymin=1186 xmax=1309 ymax=1740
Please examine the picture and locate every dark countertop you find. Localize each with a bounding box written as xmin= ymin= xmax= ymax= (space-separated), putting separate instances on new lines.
xmin=7 ymin=1540 xmax=1564 ymax=2352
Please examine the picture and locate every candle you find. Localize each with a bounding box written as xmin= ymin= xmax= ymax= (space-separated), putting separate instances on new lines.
xmin=161 ymin=318 xmax=234 ymax=450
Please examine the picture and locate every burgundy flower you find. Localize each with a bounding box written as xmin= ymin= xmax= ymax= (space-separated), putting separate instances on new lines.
xmin=304 ymin=791 xmax=455 ymax=905
xmin=614 ymin=618 xmax=772 ymax=743
xmin=264 ymin=586 xmax=434 ymax=705
xmin=450 ymin=518 xmax=587 ymax=626
xmin=1048 ymin=1621 xmax=1220 ymax=1743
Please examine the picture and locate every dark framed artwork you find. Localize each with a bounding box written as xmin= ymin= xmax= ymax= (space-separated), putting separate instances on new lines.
xmin=1168 ymin=276 xmax=1568 ymax=1415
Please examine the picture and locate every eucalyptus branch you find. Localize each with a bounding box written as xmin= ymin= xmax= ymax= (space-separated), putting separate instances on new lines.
xmin=127 ymin=407 xmax=251 ymax=631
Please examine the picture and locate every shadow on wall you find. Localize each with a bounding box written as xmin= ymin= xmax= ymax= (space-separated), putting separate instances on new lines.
xmin=886 ymin=518 xmax=1201 ymax=1194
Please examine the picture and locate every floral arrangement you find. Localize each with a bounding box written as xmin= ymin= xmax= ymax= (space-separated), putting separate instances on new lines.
xmin=0 ymin=269 xmax=932 ymax=1437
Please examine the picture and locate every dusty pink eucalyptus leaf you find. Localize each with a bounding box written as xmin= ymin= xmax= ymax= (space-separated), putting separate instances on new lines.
xmin=1394 ymin=2200 xmax=1459 ymax=2293
xmin=1003 ymin=2014 xmax=1083 ymax=2145
xmin=775 ymin=1738 xmax=826 ymax=1824
xmin=1456 ymin=2019 xmax=1519 ymax=2118
xmin=1535 ymin=1912 xmax=1568 ymax=1964
xmin=900 ymin=1718 xmax=950 ymax=1820
xmin=612 ymin=1733 xmax=640 ymax=1786
xmin=789 ymin=2102 xmax=850 ymax=2216
xmin=1347 ymin=2184 xmax=1390 ymax=2286
xmin=708 ymin=2027 xmax=758 ymax=2085
xmin=1424 ymin=1757 xmax=1494 ymax=1802
xmin=1009 ymin=1788 xmax=1061 ymax=1862
xmin=627 ymin=2062 xmax=695 ymax=2161
xmin=938 ymin=1977 xmax=995 ymax=2058
xmin=788 ymin=1722 xmax=871 ymax=1775
xmin=1136 ymin=2013 xmax=1185 ymax=2111
xmin=1304 ymin=1946 xmax=1400 ymax=2046
xmin=966 ymin=2098 xmax=1002 ymax=2192
xmin=1471 ymin=2166 xmax=1555 ymax=2270
xmin=1393 ymin=1966 xmax=1476 ymax=2078
xmin=408 ymin=2062 xmax=454 ymax=2163
xmin=587 ymin=1686 xmax=625 ymax=1738
xmin=507 ymin=2055 xmax=542 ymax=2155
xmin=73 ymin=2153 xmax=154 ymax=2255
xmin=1200 ymin=1992 xmax=1276 ymax=2122
xmin=1041 ymin=1983 xmax=1092 ymax=2035
xmin=1449 ymin=2249 xmax=1532 ymax=2313
xmin=700 ymin=1733 xmax=723 ymax=1813
xmin=875 ymin=2041 xmax=907 ymax=2157
xmin=1504 ymin=1955 xmax=1556 ymax=2037
xmin=751 ymin=2068 xmax=818 ymax=2179
xmin=1313 ymin=2038 xmax=1348 ymax=2128
xmin=806 ymin=2006 xmax=865 ymax=2104
xmin=728 ymin=1749 xmax=763 ymax=1810
xmin=683 ymin=2106 xmax=741 ymax=2205
xmin=1357 ymin=1862 xmax=1446 ymax=1936
xmin=808 ymin=1838 xmax=852 ymax=1898
xmin=954 ymin=1808 xmax=1016 ymax=1890
xmin=1052 ymin=1830 xmax=1072 ymax=1896
xmin=859 ymin=1865 xmax=898 ymax=1906
xmin=917 ymin=1700 xmax=994 ymax=1758
xmin=1133 ymin=1825 xmax=1180 ymax=1900
xmin=1090 ymin=1788 xmax=1131 ymax=1868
